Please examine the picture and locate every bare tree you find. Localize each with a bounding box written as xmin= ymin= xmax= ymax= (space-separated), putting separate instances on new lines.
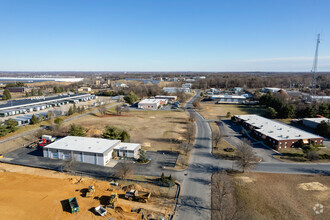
xmin=115 ymin=105 xmax=122 ymax=116
xmin=192 ymin=98 xmax=201 ymax=109
xmin=235 ymin=139 xmax=258 ymax=172
xmin=212 ymin=171 xmax=244 ymax=220
xmin=181 ymin=142 xmax=193 ymax=155
xmin=98 ymin=106 xmax=107 ymax=115
xmin=188 ymin=113 xmax=196 ymax=123
xmin=184 ymin=123 xmax=195 ymax=144
xmin=212 ymin=130 xmax=223 ymax=149
xmin=115 ymin=163 xmax=135 ymax=178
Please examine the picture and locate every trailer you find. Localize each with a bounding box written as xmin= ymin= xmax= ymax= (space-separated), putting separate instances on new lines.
xmin=94 ymin=205 xmax=107 ymax=216
xmin=68 ymin=197 xmax=79 ymax=213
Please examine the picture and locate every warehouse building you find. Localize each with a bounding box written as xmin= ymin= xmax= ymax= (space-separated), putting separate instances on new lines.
xmin=232 ymin=115 xmax=324 ymax=149
xmin=163 ymin=87 xmax=190 ymax=94
xmin=43 ymin=136 xmax=141 ymax=166
xmin=138 ymin=99 xmax=161 ymax=110
xmin=211 ymin=95 xmax=246 ymax=104
xmin=302 ymin=118 xmax=330 ymax=129
xmin=155 ymin=95 xmax=177 ymax=101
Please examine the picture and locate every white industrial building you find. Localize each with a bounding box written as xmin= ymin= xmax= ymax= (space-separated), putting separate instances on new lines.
xmin=163 ymin=87 xmax=190 ymax=94
xmin=211 ymin=95 xmax=246 ymax=104
xmin=302 ymin=118 xmax=330 ymax=129
xmin=43 ymin=136 xmax=141 ymax=166
xmin=138 ymin=99 xmax=161 ymax=110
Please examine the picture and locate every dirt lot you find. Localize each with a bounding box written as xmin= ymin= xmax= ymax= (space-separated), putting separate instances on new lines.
xmin=212 ymin=172 xmax=330 ymax=220
xmin=198 ymin=102 xmax=266 ymax=120
xmin=62 ymin=110 xmax=189 ymax=153
xmin=0 ymin=163 xmax=175 ymax=220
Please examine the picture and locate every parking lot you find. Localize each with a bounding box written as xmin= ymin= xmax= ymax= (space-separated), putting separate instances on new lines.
xmin=219 ymin=119 xmax=280 ymax=163
xmin=0 ymin=146 xmax=179 ymax=178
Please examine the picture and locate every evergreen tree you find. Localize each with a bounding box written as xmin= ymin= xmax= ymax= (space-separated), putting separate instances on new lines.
xmin=102 ymin=126 xmax=130 ymax=141
xmin=0 ymin=124 xmax=9 ymax=137
xmin=69 ymin=124 xmax=86 ymax=136
xmin=68 ymin=107 xmax=74 ymax=116
xmin=38 ymin=88 xmax=43 ymax=96
xmin=266 ymin=107 xmax=277 ymax=119
xmin=5 ymin=118 xmax=18 ymax=132
xmin=2 ymin=89 xmax=12 ymax=100
xmin=30 ymin=114 xmax=39 ymax=124
xmin=124 ymin=91 xmax=138 ymax=104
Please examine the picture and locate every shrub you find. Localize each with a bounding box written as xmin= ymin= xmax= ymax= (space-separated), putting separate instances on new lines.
xmin=155 ymin=173 xmax=175 ymax=187
xmin=306 ymin=151 xmax=320 ymax=161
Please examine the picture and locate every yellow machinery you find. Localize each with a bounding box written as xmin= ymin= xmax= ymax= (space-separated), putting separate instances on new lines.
xmin=86 ymin=186 xmax=95 ymax=198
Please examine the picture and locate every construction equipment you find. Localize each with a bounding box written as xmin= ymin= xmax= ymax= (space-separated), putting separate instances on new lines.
xmin=68 ymin=197 xmax=79 ymax=213
xmin=125 ymin=189 xmax=151 ymax=203
xmin=86 ymin=185 xmax=95 ymax=198
xmin=106 ymin=193 xmax=118 ymax=209
xmin=94 ymin=205 xmax=107 ymax=216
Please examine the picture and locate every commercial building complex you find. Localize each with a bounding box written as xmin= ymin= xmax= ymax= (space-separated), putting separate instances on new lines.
xmin=232 ymin=115 xmax=324 ymax=149
xmin=302 ymin=118 xmax=330 ymax=129
xmin=43 ymin=136 xmax=141 ymax=166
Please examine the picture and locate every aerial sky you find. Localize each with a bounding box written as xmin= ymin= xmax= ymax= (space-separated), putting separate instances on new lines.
xmin=0 ymin=0 xmax=329 ymax=71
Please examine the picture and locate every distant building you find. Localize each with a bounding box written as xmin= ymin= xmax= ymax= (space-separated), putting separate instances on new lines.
xmin=263 ymin=88 xmax=281 ymax=93
xmin=309 ymin=96 xmax=330 ymax=103
xmin=302 ymin=118 xmax=330 ymax=129
xmin=182 ymin=83 xmax=192 ymax=89
xmin=211 ymin=95 xmax=246 ymax=104
xmin=43 ymin=136 xmax=141 ymax=166
xmin=163 ymin=87 xmax=190 ymax=94
xmin=78 ymin=87 xmax=92 ymax=92
xmin=115 ymin=82 xmax=128 ymax=88
xmin=234 ymin=87 xmax=243 ymax=93
xmin=155 ymin=95 xmax=177 ymax=101
xmin=138 ymin=99 xmax=161 ymax=110
xmin=232 ymin=115 xmax=324 ymax=149
xmin=7 ymin=87 xmax=32 ymax=93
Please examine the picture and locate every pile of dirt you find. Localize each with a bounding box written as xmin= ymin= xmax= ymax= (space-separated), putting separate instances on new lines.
xmin=297 ymin=182 xmax=328 ymax=191
xmin=235 ymin=176 xmax=254 ymax=183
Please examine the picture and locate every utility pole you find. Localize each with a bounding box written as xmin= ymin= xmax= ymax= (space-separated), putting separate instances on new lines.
xmin=311 ymin=34 xmax=321 ymax=96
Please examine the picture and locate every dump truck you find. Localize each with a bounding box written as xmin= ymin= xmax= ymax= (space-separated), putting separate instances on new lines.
xmin=95 ymin=205 xmax=107 ymax=216
xmin=86 ymin=185 xmax=95 ymax=198
xmin=68 ymin=197 xmax=79 ymax=213
xmin=106 ymin=193 xmax=118 ymax=209
xmin=125 ymin=189 xmax=151 ymax=203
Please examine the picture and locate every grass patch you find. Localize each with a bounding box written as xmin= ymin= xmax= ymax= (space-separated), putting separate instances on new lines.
xmin=199 ymin=103 xmax=266 ymax=120
xmin=212 ymin=172 xmax=330 ymax=220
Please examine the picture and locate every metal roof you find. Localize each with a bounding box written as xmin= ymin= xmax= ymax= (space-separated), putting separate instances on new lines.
xmin=44 ymin=136 xmax=121 ymax=154
xmin=235 ymin=115 xmax=322 ymax=141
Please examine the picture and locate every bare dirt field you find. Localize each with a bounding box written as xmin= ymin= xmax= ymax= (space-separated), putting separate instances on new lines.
xmin=0 ymin=163 xmax=175 ymax=220
xmin=63 ymin=110 xmax=189 ymax=153
xmin=212 ymin=172 xmax=330 ymax=220
xmin=198 ymin=102 xmax=266 ymax=120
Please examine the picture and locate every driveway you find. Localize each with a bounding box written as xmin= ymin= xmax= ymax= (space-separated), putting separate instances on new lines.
xmin=219 ymin=119 xmax=280 ymax=163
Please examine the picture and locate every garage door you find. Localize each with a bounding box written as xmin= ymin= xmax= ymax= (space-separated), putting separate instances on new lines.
xmin=64 ymin=153 xmax=71 ymax=160
xmin=52 ymin=152 xmax=59 ymax=159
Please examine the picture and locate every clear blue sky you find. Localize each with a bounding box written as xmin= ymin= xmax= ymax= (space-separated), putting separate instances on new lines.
xmin=0 ymin=0 xmax=329 ymax=71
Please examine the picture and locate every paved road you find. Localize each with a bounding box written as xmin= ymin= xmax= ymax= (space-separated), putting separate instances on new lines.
xmin=174 ymin=90 xmax=330 ymax=220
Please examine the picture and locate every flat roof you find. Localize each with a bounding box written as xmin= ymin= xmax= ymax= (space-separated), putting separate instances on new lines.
xmin=114 ymin=143 xmax=141 ymax=151
xmin=44 ymin=136 xmax=121 ymax=154
xmin=211 ymin=95 xmax=246 ymax=99
xmin=155 ymin=95 xmax=177 ymax=98
xmin=235 ymin=115 xmax=322 ymax=141
xmin=139 ymin=99 xmax=161 ymax=104
xmin=303 ymin=118 xmax=330 ymax=123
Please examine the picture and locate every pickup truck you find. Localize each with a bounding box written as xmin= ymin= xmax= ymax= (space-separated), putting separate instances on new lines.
xmin=125 ymin=189 xmax=151 ymax=203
